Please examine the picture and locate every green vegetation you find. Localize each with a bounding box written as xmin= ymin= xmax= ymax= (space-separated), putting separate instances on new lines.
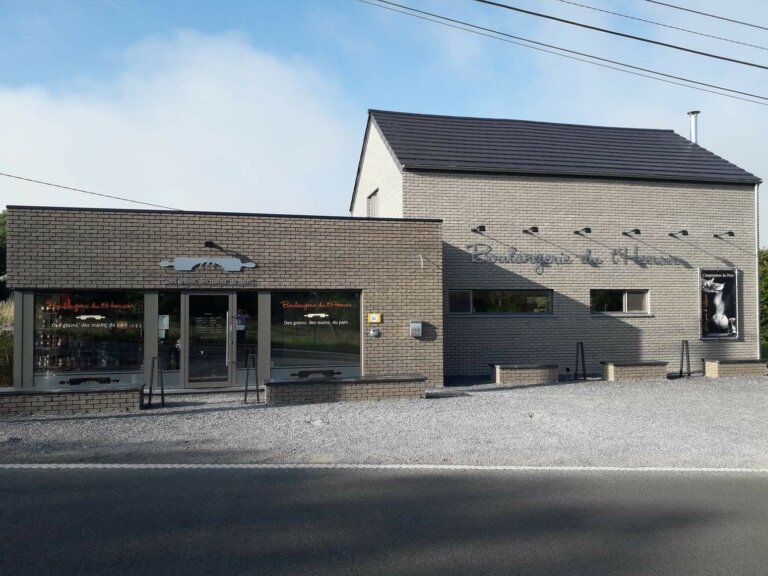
xmin=0 ymin=297 xmax=12 ymax=386
xmin=0 ymin=210 xmax=7 ymax=301
xmin=761 ymin=249 xmax=768 ymax=357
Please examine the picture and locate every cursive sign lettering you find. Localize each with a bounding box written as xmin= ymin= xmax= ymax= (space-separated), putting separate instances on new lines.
xmin=467 ymin=243 xmax=572 ymax=275
xmin=467 ymin=243 xmax=684 ymax=274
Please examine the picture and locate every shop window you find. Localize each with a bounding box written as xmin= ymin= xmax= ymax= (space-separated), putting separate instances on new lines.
xmin=236 ymin=292 xmax=259 ymax=369
xmin=591 ymin=290 xmax=649 ymax=314
xmin=448 ymin=290 xmax=553 ymax=315
xmin=158 ymin=292 xmax=181 ymax=372
xmin=33 ymin=292 xmax=144 ymax=378
xmin=367 ymin=190 xmax=379 ymax=217
xmin=271 ymin=291 xmax=360 ymax=378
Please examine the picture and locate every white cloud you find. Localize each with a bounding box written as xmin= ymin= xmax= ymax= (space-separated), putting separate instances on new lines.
xmin=0 ymin=32 xmax=360 ymax=216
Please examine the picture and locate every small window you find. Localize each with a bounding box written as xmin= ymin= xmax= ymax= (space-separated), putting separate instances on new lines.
xmin=448 ymin=290 xmax=472 ymax=314
xmin=366 ymin=190 xmax=379 ymax=218
xmin=591 ymin=289 xmax=649 ymax=314
xmin=448 ymin=290 xmax=553 ymax=315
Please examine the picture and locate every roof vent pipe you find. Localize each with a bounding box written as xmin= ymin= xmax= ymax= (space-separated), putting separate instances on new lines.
xmin=687 ymin=110 xmax=700 ymax=144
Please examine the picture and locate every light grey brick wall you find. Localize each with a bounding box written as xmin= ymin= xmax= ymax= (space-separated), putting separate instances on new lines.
xmin=7 ymin=208 xmax=444 ymax=386
xmin=351 ymin=122 xmax=404 ymax=218
xmin=0 ymin=387 xmax=141 ymax=416
xmin=267 ymin=377 xmax=427 ymax=404
xmin=402 ymin=172 xmax=758 ymax=377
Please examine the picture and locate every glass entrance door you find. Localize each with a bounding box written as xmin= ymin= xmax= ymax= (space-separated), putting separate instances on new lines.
xmin=187 ymin=294 xmax=231 ymax=386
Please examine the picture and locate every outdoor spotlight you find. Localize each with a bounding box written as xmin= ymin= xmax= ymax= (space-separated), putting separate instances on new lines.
xmin=204 ymin=241 xmax=215 ymax=248
xmin=471 ymin=225 xmax=486 ymax=234
xmin=713 ymin=230 xmax=735 ymax=239
xmin=622 ymin=228 xmax=641 ymax=236
xmin=668 ymin=229 xmax=689 ymax=237
xmin=574 ymin=227 xmax=592 ymax=235
xmin=523 ymin=226 xmax=539 ymax=235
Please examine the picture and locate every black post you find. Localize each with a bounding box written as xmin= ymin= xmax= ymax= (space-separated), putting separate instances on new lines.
xmin=679 ymin=340 xmax=691 ymax=377
xmin=159 ymin=362 xmax=165 ymax=407
xmin=575 ymin=342 xmax=586 ymax=381
xmin=244 ymin=353 xmax=256 ymax=404
xmin=146 ymin=356 xmax=158 ymax=408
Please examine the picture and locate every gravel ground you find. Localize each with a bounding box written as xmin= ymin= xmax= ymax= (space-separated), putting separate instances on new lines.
xmin=0 ymin=376 xmax=766 ymax=467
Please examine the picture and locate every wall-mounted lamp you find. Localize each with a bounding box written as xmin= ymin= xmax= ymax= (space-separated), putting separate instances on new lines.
xmin=713 ymin=230 xmax=735 ymax=239
xmin=470 ymin=225 xmax=486 ymax=234
xmin=523 ymin=226 xmax=539 ymax=235
xmin=574 ymin=227 xmax=592 ymax=235
xmin=204 ymin=241 xmax=216 ymax=248
xmin=622 ymin=228 xmax=641 ymax=237
xmin=668 ymin=229 xmax=689 ymax=238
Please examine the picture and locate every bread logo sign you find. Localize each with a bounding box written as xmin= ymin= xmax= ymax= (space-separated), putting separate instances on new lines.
xmin=160 ymin=257 xmax=256 ymax=272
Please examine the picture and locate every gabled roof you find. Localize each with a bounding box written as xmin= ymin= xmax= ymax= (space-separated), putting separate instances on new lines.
xmin=367 ymin=109 xmax=761 ymax=185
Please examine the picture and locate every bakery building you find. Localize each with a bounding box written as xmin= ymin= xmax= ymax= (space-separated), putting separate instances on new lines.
xmin=351 ymin=110 xmax=761 ymax=380
xmin=5 ymin=109 xmax=762 ymax=392
xmin=7 ymin=210 xmax=443 ymax=390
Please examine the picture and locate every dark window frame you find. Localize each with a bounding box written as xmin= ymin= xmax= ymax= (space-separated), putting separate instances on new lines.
xmin=447 ymin=289 xmax=554 ymax=315
xmin=590 ymin=289 xmax=650 ymax=315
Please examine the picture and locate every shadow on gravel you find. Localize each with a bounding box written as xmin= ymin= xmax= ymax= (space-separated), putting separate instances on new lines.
xmin=2 ymin=469 xmax=752 ymax=576
xmin=0 ymin=402 xmax=273 ymax=424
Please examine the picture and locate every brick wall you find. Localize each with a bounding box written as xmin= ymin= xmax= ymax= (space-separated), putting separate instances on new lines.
xmin=7 ymin=208 xmax=444 ymax=386
xmin=266 ymin=376 xmax=427 ymax=404
xmin=351 ymin=121 xmax=404 ymax=218
xmin=401 ymin=172 xmax=758 ymax=377
xmin=492 ymin=365 xmax=559 ymax=385
xmin=602 ymin=363 xmax=669 ymax=381
xmin=703 ymin=359 xmax=767 ymax=378
xmin=0 ymin=387 xmax=141 ymax=416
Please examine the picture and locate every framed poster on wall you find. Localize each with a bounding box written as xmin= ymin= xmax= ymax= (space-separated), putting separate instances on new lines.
xmin=700 ymin=269 xmax=739 ymax=339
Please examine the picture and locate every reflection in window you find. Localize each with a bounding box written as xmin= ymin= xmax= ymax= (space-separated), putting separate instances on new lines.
xmin=33 ymin=292 xmax=144 ymax=376
xmin=158 ymin=292 xmax=181 ymax=372
xmin=590 ymin=289 xmax=649 ymax=314
xmin=448 ymin=290 xmax=553 ymax=314
xmin=271 ymin=291 xmax=360 ymax=378
xmin=236 ymin=292 xmax=258 ymax=369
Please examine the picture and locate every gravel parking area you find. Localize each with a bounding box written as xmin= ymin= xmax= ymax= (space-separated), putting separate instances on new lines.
xmin=0 ymin=376 xmax=766 ymax=467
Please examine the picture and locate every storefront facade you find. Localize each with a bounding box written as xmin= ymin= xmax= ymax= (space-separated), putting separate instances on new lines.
xmin=352 ymin=110 xmax=762 ymax=378
xmin=7 ymin=208 xmax=443 ymax=389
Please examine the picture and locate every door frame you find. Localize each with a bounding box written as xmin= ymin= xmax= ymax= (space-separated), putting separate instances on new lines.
xmin=181 ymin=291 xmax=237 ymax=388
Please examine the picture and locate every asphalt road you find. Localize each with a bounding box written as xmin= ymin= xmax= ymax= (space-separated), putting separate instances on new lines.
xmin=1 ymin=467 xmax=767 ymax=575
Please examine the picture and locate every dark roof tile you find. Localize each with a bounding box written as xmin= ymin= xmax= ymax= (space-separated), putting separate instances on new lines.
xmin=370 ymin=110 xmax=760 ymax=184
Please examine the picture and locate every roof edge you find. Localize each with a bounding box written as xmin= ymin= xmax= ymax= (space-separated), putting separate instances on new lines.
xmin=399 ymin=164 xmax=762 ymax=185
xmin=5 ymin=205 xmax=443 ymax=224
xmin=369 ymin=108 xmax=676 ymax=133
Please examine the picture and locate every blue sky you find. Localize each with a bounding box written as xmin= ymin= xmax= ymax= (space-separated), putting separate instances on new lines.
xmin=2 ymin=0 xmax=767 ymax=238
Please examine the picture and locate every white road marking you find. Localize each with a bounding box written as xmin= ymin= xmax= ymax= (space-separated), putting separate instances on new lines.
xmin=0 ymin=463 xmax=766 ymax=473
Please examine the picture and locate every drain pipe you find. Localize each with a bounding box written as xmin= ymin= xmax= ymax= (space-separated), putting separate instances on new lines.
xmin=687 ymin=110 xmax=700 ymax=144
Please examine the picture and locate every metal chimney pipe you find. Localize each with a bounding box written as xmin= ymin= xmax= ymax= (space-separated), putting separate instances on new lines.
xmin=687 ymin=110 xmax=700 ymax=144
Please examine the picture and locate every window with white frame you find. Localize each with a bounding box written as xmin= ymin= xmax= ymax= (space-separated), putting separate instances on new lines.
xmin=590 ymin=289 xmax=649 ymax=314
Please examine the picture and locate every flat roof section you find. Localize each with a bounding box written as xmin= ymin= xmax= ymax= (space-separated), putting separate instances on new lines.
xmin=6 ymin=205 xmax=442 ymax=224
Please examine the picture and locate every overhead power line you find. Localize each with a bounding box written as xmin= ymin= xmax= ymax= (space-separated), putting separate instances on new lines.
xmin=475 ymin=0 xmax=768 ymax=71
xmin=0 ymin=172 xmax=182 ymax=211
xmin=646 ymin=0 xmax=768 ymax=32
xmin=357 ymin=0 xmax=768 ymax=106
xmin=551 ymin=0 xmax=768 ymax=51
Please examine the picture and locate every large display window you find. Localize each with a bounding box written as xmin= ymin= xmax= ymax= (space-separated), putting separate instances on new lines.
xmin=236 ymin=292 xmax=259 ymax=370
xmin=33 ymin=291 xmax=144 ymax=384
xmin=158 ymin=292 xmax=181 ymax=386
xmin=271 ymin=291 xmax=360 ymax=379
